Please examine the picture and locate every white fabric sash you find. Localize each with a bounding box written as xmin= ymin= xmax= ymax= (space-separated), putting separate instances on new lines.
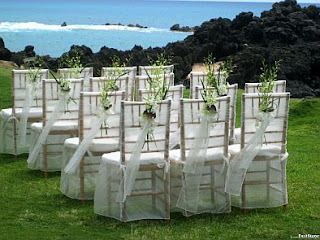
xmin=176 ymin=112 xmax=218 ymax=213
xmin=225 ymin=111 xmax=276 ymax=196
xmin=27 ymin=91 xmax=70 ymax=165
xmin=64 ymin=110 xmax=113 ymax=174
xmin=116 ymin=116 xmax=154 ymax=203
xmin=17 ymin=82 xmax=36 ymax=145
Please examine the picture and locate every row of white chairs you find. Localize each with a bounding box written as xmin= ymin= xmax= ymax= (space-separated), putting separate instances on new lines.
xmin=0 ymin=68 xmax=289 ymax=221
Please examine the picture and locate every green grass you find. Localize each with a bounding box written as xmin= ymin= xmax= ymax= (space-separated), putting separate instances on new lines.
xmin=0 ymin=66 xmax=319 ymax=239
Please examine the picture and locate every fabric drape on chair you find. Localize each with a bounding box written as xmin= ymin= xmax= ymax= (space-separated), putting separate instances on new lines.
xmin=226 ymin=92 xmax=290 ymax=209
xmin=27 ymin=79 xmax=83 ymax=172
xmin=94 ymin=100 xmax=171 ymax=222
xmin=0 ymin=69 xmax=49 ymax=156
xmin=170 ymin=97 xmax=231 ymax=216
xmin=60 ymin=91 xmax=124 ymax=200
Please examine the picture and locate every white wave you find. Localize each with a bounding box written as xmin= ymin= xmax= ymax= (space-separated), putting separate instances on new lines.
xmin=0 ymin=21 xmax=182 ymax=33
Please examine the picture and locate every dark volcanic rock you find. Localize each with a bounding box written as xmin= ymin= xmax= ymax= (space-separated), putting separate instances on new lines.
xmin=0 ymin=37 xmax=5 ymax=48
xmin=0 ymin=48 xmax=12 ymax=61
xmin=61 ymin=22 xmax=67 ymax=27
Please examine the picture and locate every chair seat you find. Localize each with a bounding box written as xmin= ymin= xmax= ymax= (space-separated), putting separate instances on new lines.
xmin=0 ymin=108 xmax=42 ymax=119
xmin=229 ymin=144 xmax=284 ymax=157
xmin=64 ymin=137 xmax=119 ymax=152
xmin=31 ymin=121 xmax=78 ymax=132
xmin=169 ymin=147 xmax=226 ymax=163
xmin=102 ymin=151 xmax=166 ymax=166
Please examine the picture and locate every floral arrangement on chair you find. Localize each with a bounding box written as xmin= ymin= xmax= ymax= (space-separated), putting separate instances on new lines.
xmin=203 ymin=54 xmax=232 ymax=97
xmin=258 ymin=60 xmax=281 ymax=113
xmin=142 ymin=53 xmax=171 ymax=148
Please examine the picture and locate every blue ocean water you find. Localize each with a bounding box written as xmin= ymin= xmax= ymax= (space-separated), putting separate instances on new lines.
xmin=0 ymin=0 xmax=318 ymax=57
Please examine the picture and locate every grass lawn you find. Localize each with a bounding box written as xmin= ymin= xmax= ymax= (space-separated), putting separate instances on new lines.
xmin=0 ymin=64 xmax=319 ymax=239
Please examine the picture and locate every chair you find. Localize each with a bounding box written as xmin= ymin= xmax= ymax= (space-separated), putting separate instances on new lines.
xmin=60 ymin=90 xmax=125 ymax=200
xmin=169 ymin=97 xmax=231 ymax=216
xmin=233 ymin=80 xmax=287 ymax=144
xmin=135 ymin=73 xmax=174 ymax=95
xmin=227 ymin=92 xmax=290 ymax=211
xmin=139 ymin=65 xmax=174 ymax=76
xmin=28 ymin=78 xmax=83 ymax=174
xmin=189 ymin=71 xmax=226 ymax=99
xmin=101 ymin=67 xmax=137 ymax=100
xmin=94 ymin=100 xmax=171 ymax=222
xmin=90 ymin=76 xmax=130 ymax=100
xmin=195 ymin=84 xmax=238 ymax=144
xmin=58 ymin=67 xmax=93 ymax=92
xmin=0 ymin=69 xmax=49 ymax=156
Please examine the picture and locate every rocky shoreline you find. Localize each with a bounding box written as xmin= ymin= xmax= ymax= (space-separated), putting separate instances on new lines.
xmin=0 ymin=0 xmax=319 ymax=97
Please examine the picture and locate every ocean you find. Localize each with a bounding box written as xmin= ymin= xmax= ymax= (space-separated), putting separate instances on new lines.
xmin=0 ymin=0 xmax=318 ymax=57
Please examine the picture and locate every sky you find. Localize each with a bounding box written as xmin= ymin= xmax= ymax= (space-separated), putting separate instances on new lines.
xmin=173 ymin=0 xmax=320 ymax=3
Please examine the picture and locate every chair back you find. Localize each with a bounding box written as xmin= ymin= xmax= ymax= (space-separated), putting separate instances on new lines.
xmin=245 ymin=80 xmax=286 ymax=93
xmin=58 ymin=67 xmax=93 ymax=92
xmin=179 ymin=96 xmax=230 ymax=161
xmin=241 ymin=92 xmax=290 ymax=153
xmin=120 ymin=100 xmax=171 ymax=163
xmin=138 ymin=85 xmax=184 ymax=132
xmin=42 ymin=79 xmax=83 ymax=125
xmin=12 ymin=69 xmax=49 ymax=111
xmin=139 ymin=65 xmax=174 ymax=76
xmin=189 ymin=71 xmax=226 ymax=99
xmin=195 ymin=84 xmax=238 ymax=143
xmin=135 ymin=73 xmax=174 ymax=95
xmin=90 ymin=76 xmax=130 ymax=100
xmin=101 ymin=67 xmax=137 ymax=100
xmin=79 ymin=91 xmax=125 ymax=141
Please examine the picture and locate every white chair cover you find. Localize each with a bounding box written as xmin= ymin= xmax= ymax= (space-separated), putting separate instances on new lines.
xmin=0 ymin=69 xmax=49 ymax=155
xmin=225 ymin=92 xmax=290 ymax=209
xmin=58 ymin=67 xmax=93 ymax=92
xmin=101 ymin=66 xmax=137 ymax=100
xmin=94 ymin=100 xmax=171 ymax=222
xmin=170 ymin=97 xmax=231 ymax=216
xmin=27 ymin=79 xmax=83 ymax=172
xmin=60 ymin=90 xmax=124 ymax=200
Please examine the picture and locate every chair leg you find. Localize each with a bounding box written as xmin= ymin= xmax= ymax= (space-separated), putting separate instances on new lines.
xmin=43 ymin=144 xmax=48 ymax=178
xmin=164 ymin=170 xmax=170 ymax=220
xmin=152 ymin=170 xmax=156 ymax=210
xmin=80 ymin=158 xmax=85 ymax=205
xmin=241 ymin=183 xmax=247 ymax=214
